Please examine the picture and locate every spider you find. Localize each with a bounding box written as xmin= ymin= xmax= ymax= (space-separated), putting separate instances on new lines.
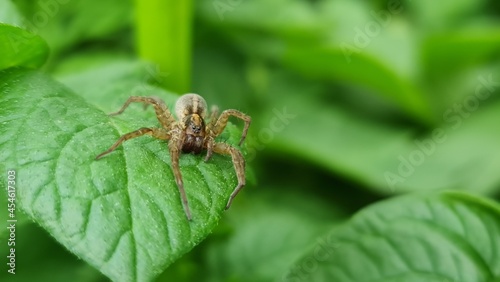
xmin=95 ymin=93 xmax=251 ymax=220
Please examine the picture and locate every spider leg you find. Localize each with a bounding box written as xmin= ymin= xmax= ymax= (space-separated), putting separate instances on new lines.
xmin=204 ymin=138 xmax=214 ymax=162
xmin=204 ymin=106 xmax=220 ymax=162
xmin=213 ymin=142 xmax=245 ymax=210
xmin=95 ymin=127 xmax=170 ymax=160
xmin=208 ymin=109 xmax=251 ymax=147
xmin=108 ymin=96 xmax=176 ymax=129
xmin=168 ymin=131 xmax=192 ymax=220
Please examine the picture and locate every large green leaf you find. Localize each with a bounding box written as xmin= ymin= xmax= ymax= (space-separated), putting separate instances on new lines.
xmin=0 ymin=24 xmax=49 ymax=70
xmin=0 ymin=67 xmax=250 ymax=281
xmin=284 ymin=191 xmax=500 ymax=281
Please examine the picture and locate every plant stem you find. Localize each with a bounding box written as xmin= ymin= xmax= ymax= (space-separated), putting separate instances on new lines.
xmin=134 ymin=0 xmax=192 ymax=93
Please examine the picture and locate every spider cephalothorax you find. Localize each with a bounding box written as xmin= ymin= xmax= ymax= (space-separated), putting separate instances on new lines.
xmin=95 ymin=93 xmax=251 ymax=220
xmin=177 ymin=94 xmax=207 ymax=154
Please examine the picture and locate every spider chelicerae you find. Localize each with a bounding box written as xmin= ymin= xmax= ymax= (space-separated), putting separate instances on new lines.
xmin=95 ymin=94 xmax=251 ymax=220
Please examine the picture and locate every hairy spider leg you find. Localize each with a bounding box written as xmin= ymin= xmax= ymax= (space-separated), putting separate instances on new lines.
xmin=204 ymin=105 xmax=220 ymax=162
xmin=210 ymin=109 xmax=251 ymax=147
xmin=95 ymin=127 xmax=170 ymax=160
xmin=213 ymin=142 xmax=245 ymax=210
xmin=108 ymin=96 xmax=176 ymax=129
xmin=168 ymin=129 xmax=192 ymax=220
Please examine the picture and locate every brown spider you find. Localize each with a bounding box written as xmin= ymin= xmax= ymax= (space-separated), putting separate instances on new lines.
xmin=95 ymin=94 xmax=251 ymax=220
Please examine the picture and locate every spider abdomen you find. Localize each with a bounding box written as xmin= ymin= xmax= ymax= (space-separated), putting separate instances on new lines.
xmin=182 ymin=135 xmax=205 ymax=154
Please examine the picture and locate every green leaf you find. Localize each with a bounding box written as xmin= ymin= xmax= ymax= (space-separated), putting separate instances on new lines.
xmin=51 ymin=51 xmax=154 ymax=107
xmin=282 ymin=46 xmax=433 ymax=124
xmin=422 ymin=30 xmax=500 ymax=81
xmin=284 ymin=191 xmax=500 ymax=281
xmin=204 ymin=189 xmax=346 ymax=282
xmin=0 ymin=218 xmax=107 ymax=282
xmin=0 ymin=24 xmax=49 ymax=70
xmin=13 ymin=0 xmax=132 ymax=55
xmin=408 ymin=0 xmax=487 ymax=31
xmin=0 ymin=0 xmax=24 ymax=26
xmin=421 ymin=30 xmax=500 ymax=111
xmin=0 ymin=67 xmax=250 ymax=281
xmin=260 ymin=86 xmax=410 ymax=194
xmin=256 ymin=70 xmax=500 ymax=196
xmin=397 ymin=98 xmax=500 ymax=195
xmin=199 ymin=0 xmax=322 ymax=41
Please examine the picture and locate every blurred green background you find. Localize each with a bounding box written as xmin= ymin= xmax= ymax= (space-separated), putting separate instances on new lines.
xmin=1 ymin=0 xmax=500 ymax=281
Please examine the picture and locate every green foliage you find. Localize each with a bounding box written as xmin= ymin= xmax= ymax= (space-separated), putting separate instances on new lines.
xmin=0 ymin=220 xmax=106 ymax=282
xmin=0 ymin=24 xmax=48 ymax=70
xmin=197 ymin=0 xmax=500 ymax=196
xmin=13 ymin=0 xmax=132 ymax=55
xmin=204 ymin=190 xmax=345 ymax=282
xmin=288 ymin=191 xmax=500 ymax=281
xmin=1 ymin=0 xmax=500 ymax=281
xmin=135 ymin=0 xmax=193 ymax=93
xmin=0 ymin=65 xmax=246 ymax=281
